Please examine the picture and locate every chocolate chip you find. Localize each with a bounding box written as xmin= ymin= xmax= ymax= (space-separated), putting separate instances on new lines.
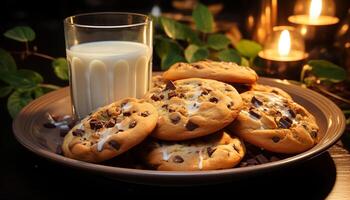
xmin=159 ymin=94 xmax=164 ymax=99
xmin=108 ymin=140 xmax=121 ymax=150
xmin=207 ymin=147 xmax=216 ymax=157
xmin=201 ymin=88 xmax=211 ymax=96
xmin=249 ymin=110 xmax=261 ymax=119
xmin=164 ymin=81 xmax=176 ymax=91
xmin=72 ymin=129 xmax=84 ymax=137
xmin=105 ymin=119 xmax=116 ymax=128
xmin=246 ymin=158 xmax=259 ymax=165
xmin=227 ymin=102 xmax=234 ymax=109
xmin=251 ymin=96 xmax=263 ymax=107
xmin=178 ymin=93 xmax=185 ymax=98
xmin=172 ymin=155 xmax=184 ymax=163
xmin=209 ymin=97 xmax=218 ymax=103
xmin=193 ymin=64 xmax=203 ymax=69
xmin=233 ymin=144 xmax=240 ymax=153
xmin=123 ymin=112 xmax=131 ymax=117
xmin=56 ymin=145 xmax=63 ymax=155
xmin=276 ymin=111 xmax=282 ymax=117
xmin=167 ymin=91 xmax=177 ymax=99
xmin=271 ymin=90 xmax=279 ymax=95
xmin=43 ymin=122 xmax=56 ymax=128
xmin=310 ymin=130 xmax=318 ymax=138
xmin=278 ymin=116 xmax=292 ymax=129
xmin=168 ymin=108 xmax=175 ymax=113
xmin=288 ymin=109 xmax=296 ymax=118
xmin=201 ymin=91 xmax=209 ymax=96
xmin=185 ymin=120 xmax=199 ymax=131
xmin=129 ymin=120 xmax=137 ymax=128
xmin=90 ymin=119 xmax=103 ymax=130
xmin=256 ymin=154 xmax=269 ymax=164
xmin=169 ymin=113 xmax=181 ymax=124
xmin=151 ymin=94 xmax=160 ymax=101
xmin=141 ymin=111 xmax=150 ymax=117
xmin=272 ymin=136 xmax=280 ymax=143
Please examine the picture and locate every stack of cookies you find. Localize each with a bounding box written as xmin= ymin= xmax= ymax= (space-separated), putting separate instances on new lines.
xmin=62 ymin=60 xmax=319 ymax=171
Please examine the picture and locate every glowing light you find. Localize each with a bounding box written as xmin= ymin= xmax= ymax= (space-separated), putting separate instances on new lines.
xmin=278 ymin=30 xmax=291 ymax=56
xmin=310 ymin=0 xmax=322 ymax=20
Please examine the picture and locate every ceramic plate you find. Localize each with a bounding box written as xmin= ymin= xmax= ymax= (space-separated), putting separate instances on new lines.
xmin=12 ymin=77 xmax=346 ymax=185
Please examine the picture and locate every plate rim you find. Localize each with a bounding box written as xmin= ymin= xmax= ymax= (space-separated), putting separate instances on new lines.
xmin=12 ymin=77 xmax=346 ymax=179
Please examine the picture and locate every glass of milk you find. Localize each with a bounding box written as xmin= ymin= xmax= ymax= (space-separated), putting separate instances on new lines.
xmin=64 ymin=12 xmax=152 ymax=119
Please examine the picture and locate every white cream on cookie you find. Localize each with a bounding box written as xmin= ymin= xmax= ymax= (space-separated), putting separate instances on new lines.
xmin=198 ymin=149 xmax=204 ymax=170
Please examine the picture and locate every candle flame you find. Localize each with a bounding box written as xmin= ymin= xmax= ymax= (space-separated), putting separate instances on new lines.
xmin=278 ymin=30 xmax=291 ymax=57
xmin=310 ymin=0 xmax=322 ymax=20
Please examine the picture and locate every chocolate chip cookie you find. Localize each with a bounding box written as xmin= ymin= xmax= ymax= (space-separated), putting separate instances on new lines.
xmin=229 ymin=91 xmax=319 ymax=154
xmin=152 ymin=75 xmax=168 ymax=89
xmin=144 ymin=78 xmax=242 ymax=141
xmin=141 ymin=130 xmax=245 ymax=171
xmin=251 ymin=84 xmax=292 ymax=99
xmin=62 ymin=98 xmax=158 ymax=162
xmin=163 ymin=60 xmax=258 ymax=84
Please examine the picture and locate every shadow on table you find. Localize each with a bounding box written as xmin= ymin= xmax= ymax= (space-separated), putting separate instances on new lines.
xmin=2 ymin=147 xmax=337 ymax=199
xmin=126 ymin=152 xmax=337 ymax=199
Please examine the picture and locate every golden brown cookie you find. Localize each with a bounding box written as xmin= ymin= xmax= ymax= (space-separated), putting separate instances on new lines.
xmin=142 ymin=130 xmax=245 ymax=171
xmin=62 ymin=98 xmax=158 ymax=162
xmin=251 ymin=84 xmax=292 ymax=99
xmin=163 ymin=60 xmax=258 ymax=84
xmin=144 ymin=78 xmax=242 ymax=141
xmin=228 ymin=91 xmax=319 ymax=154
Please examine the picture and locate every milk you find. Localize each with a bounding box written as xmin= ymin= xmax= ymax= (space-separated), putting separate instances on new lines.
xmin=66 ymin=41 xmax=151 ymax=119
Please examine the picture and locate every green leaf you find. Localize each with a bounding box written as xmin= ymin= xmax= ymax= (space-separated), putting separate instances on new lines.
xmin=155 ymin=36 xmax=186 ymax=70
xmin=33 ymin=87 xmax=44 ymax=98
xmin=4 ymin=26 xmax=36 ymax=42
xmin=155 ymin=36 xmax=183 ymax=59
xmin=207 ymin=34 xmax=230 ymax=50
xmin=185 ymin=45 xmax=209 ymax=63
xmin=0 ymin=86 xmax=13 ymax=97
xmin=161 ymin=54 xmax=186 ymax=71
xmin=0 ymin=48 xmax=17 ymax=72
xmin=308 ymin=60 xmax=347 ymax=82
xmin=236 ymin=39 xmax=262 ymax=59
xmin=160 ymin=17 xmax=200 ymax=44
xmin=192 ymin=3 xmax=214 ymax=33
xmin=217 ymin=49 xmax=241 ymax=64
xmin=0 ymin=69 xmax=43 ymax=89
xmin=7 ymin=89 xmax=34 ymax=118
xmin=52 ymin=58 xmax=69 ymax=80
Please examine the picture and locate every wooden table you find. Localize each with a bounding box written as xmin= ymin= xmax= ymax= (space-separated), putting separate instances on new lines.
xmin=326 ymin=142 xmax=350 ymax=199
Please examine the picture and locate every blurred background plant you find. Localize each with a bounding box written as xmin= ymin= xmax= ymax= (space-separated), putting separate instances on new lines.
xmin=0 ymin=26 xmax=68 ymax=117
xmin=154 ymin=3 xmax=262 ymax=70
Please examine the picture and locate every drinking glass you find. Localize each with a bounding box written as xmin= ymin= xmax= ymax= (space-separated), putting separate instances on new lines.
xmin=64 ymin=12 xmax=153 ymax=119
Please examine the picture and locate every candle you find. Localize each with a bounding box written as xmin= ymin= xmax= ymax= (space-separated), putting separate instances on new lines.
xmin=255 ymin=26 xmax=308 ymax=80
xmin=258 ymin=26 xmax=307 ymax=61
xmin=287 ymin=0 xmax=339 ymax=51
xmin=288 ymin=0 xmax=339 ymax=26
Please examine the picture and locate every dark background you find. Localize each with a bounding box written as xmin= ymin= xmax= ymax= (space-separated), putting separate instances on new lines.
xmin=1 ymin=0 xmax=350 ymax=198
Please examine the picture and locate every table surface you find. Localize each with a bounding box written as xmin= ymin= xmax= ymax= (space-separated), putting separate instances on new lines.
xmin=1 ymin=111 xmax=350 ymax=199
